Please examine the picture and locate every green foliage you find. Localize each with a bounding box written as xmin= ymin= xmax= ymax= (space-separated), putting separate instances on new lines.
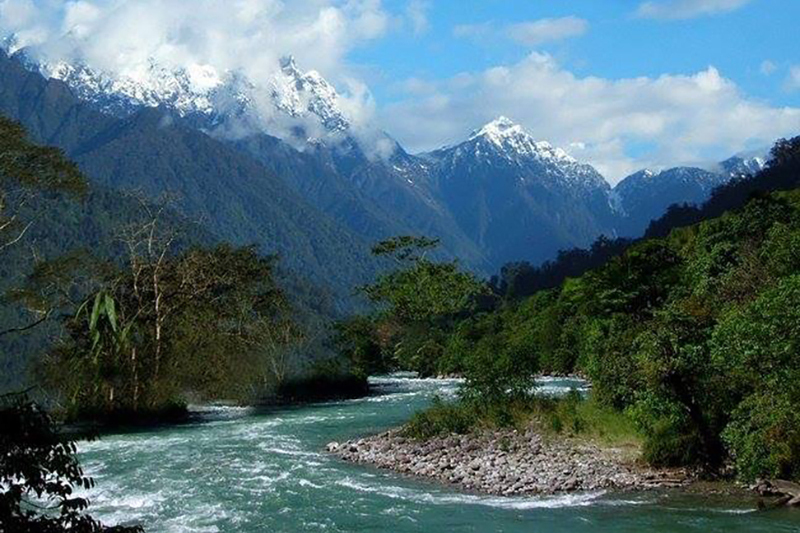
xmin=364 ymin=259 xmax=486 ymax=323
xmin=0 ymin=393 xmax=142 ymax=532
xmin=0 ymin=117 xmax=345 ymax=417
xmin=0 ymin=116 xmax=86 ymax=196
xmin=331 ymin=316 xmax=386 ymax=381
xmin=712 ymin=275 xmax=800 ymax=481
xmin=402 ymin=396 xmax=481 ymax=440
xmin=538 ymin=191 xmax=800 ymax=477
xmin=41 ymin=245 xmax=298 ymax=421
xmin=547 ymin=394 xmax=640 ymax=446
xmin=722 ymin=391 xmax=800 ymax=482
xmin=407 ymin=185 xmax=800 ymax=481
xmin=337 ymin=236 xmax=490 ymax=377
xmin=370 ymin=236 xmax=440 ymax=262
xmin=403 ymin=393 xmax=640 ymax=448
xmin=582 ymin=315 xmax=643 ymax=409
xmin=458 ymin=320 xmax=538 ymax=405
xmin=276 ymin=357 xmax=368 ymax=402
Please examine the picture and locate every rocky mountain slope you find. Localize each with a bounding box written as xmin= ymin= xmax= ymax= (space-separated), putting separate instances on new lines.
xmin=0 ymin=44 xmax=771 ymax=275
xmin=0 ymin=50 xmax=380 ymax=308
xmin=613 ymin=156 xmax=766 ymax=237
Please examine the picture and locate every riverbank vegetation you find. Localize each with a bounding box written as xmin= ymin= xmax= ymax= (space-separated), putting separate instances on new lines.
xmin=0 ymin=116 xmax=363 ymax=426
xmin=339 ymin=136 xmax=800 ymax=484
xmin=0 ymin=392 xmax=143 ymax=532
xmin=403 ymin=393 xmax=640 ymax=449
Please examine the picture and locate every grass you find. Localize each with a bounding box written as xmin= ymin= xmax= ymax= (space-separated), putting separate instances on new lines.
xmin=402 ymin=392 xmax=641 ymax=449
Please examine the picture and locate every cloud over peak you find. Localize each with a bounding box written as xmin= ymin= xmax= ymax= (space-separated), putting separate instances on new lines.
xmin=382 ymin=52 xmax=800 ymax=183
xmin=0 ymin=0 xmax=394 ymax=140
xmin=0 ymin=0 xmax=389 ymax=85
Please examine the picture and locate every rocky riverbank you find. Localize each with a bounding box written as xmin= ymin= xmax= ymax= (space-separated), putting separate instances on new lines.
xmin=327 ymin=428 xmax=690 ymax=496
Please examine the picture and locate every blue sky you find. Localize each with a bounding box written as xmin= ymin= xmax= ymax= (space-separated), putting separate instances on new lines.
xmin=1 ymin=0 xmax=798 ymax=182
xmin=355 ymin=0 xmax=800 ymax=180
xmin=358 ymin=0 xmax=799 ymax=109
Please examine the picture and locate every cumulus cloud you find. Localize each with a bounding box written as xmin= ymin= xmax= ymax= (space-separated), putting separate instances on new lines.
xmin=636 ymin=0 xmax=752 ymax=20
xmin=0 ymin=0 xmax=390 ymax=135
xmin=380 ymin=52 xmax=800 ymax=183
xmin=508 ymin=17 xmax=589 ymax=47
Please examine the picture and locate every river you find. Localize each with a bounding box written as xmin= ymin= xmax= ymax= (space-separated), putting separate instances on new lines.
xmin=77 ymin=375 xmax=800 ymax=532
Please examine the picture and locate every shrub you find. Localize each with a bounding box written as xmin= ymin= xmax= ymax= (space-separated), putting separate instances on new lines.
xmin=722 ymin=390 xmax=800 ymax=481
xmin=402 ymin=397 xmax=480 ymax=440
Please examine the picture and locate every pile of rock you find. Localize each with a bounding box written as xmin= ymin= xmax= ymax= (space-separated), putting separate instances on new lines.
xmin=326 ymin=428 xmax=689 ymax=496
xmin=753 ymin=479 xmax=800 ymax=508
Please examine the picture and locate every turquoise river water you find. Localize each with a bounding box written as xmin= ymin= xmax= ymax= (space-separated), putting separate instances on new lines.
xmin=77 ymin=375 xmax=800 ymax=532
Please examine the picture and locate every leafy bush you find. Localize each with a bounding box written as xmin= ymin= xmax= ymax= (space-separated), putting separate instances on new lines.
xmin=722 ymin=391 xmax=800 ymax=482
xmin=711 ymin=275 xmax=800 ymax=480
xmin=402 ymin=397 xmax=481 ymax=440
xmin=0 ymin=393 xmax=142 ymax=532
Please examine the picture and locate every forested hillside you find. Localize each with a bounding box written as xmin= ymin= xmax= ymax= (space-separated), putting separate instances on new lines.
xmin=490 ymin=137 xmax=800 ymax=301
xmin=0 ymin=116 xmax=352 ymax=418
xmin=0 ymin=50 xmax=381 ymax=307
xmin=338 ymin=137 xmax=800 ymax=482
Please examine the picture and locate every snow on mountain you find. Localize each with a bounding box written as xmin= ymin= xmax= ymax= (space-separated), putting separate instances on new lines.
xmin=417 ymin=116 xmax=618 ymax=267
xmin=719 ymin=154 xmax=768 ymax=178
xmin=431 ymin=116 xmax=610 ymax=194
xmin=38 ymin=58 xmax=235 ymax=118
xmin=9 ymin=42 xmax=350 ymax=140
xmin=467 ymin=116 xmax=577 ymax=164
xmin=611 ymin=157 xmax=766 ymax=237
xmin=271 ymin=57 xmax=349 ymax=133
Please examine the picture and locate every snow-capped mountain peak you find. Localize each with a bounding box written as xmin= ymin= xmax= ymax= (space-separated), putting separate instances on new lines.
xmin=428 ymin=117 xmax=611 ymax=195
xmin=469 ymin=116 xmax=577 ymax=164
xmin=469 ymin=116 xmax=523 ymax=141
xmin=9 ymin=41 xmax=351 ymax=140
xmin=34 ymin=55 xmax=234 ymax=118
xmin=271 ymin=55 xmax=349 ymax=133
xmin=719 ymin=154 xmax=768 ymax=178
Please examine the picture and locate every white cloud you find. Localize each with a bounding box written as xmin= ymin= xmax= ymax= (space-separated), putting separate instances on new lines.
xmin=0 ymin=0 xmax=390 ymax=120
xmin=381 ymin=53 xmax=800 ymax=183
xmin=787 ymin=65 xmax=800 ymax=91
xmin=453 ymin=22 xmax=493 ymax=41
xmin=455 ymin=17 xmax=588 ymax=47
xmin=636 ymin=0 xmax=752 ymax=20
xmin=0 ymin=0 xmax=396 ymax=147
xmin=405 ymin=0 xmax=429 ymax=35
xmin=760 ymin=59 xmax=777 ymax=76
xmin=508 ymin=17 xmax=589 ymax=47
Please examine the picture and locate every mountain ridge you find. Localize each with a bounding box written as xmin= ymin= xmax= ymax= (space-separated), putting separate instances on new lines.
xmin=0 ymin=47 xmax=773 ymax=275
xmin=0 ymin=49 xmax=383 ymax=309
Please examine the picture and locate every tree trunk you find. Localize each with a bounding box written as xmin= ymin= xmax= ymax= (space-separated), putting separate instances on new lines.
xmin=131 ymin=346 xmax=139 ymax=411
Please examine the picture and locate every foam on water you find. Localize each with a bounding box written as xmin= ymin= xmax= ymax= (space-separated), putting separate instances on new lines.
xmin=73 ymin=375 xmax=798 ymax=533
xmin=336 ymin=476 xmax=608 ymax=509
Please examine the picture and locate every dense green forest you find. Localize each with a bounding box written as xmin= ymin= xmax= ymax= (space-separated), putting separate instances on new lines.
xmin=0 ymin=50 xmax=382 ymax=311
xmin=0 ymin=118 xmax=145 ymax=531
xmin=0 ymin=115 xmax=369 ymax=531
xmin=0 ymin=115 xmax=361 ymax=423
xmin=339 ymin=136 xmax=800 ymax=483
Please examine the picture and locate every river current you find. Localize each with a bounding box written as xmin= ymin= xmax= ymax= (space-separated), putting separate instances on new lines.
xmin=77 ymin=375 xmax=800 ymax=532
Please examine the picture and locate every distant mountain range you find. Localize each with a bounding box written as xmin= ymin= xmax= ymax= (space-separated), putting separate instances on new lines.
xmin=0 ymin=45 xmax=770 ymax=294
xmin=613 ymin=154 xmax=766 ymax=237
